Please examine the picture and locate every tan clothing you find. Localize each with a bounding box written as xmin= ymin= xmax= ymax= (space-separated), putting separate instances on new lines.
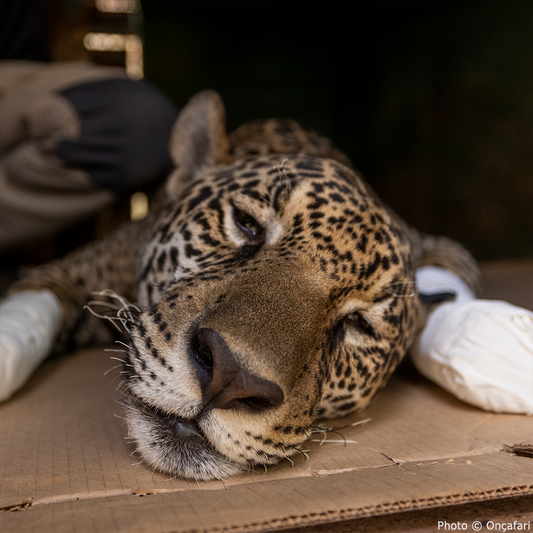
xmin=0 ymin=61 xmax=127 ymax=251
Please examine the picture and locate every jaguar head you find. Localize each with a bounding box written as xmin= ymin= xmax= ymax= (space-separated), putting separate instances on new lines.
xmin=123 ymin=91 xmax=423 ymax=480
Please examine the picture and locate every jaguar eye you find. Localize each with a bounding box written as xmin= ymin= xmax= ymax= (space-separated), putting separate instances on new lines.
xmin=344 ymin=312 xmax=375 ymax=337
xmin=233 ymin=206 xmax=264 ymax=244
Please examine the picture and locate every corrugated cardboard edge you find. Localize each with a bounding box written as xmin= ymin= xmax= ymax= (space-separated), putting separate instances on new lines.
xmin=2 ymin=452 xmax=532 ymax=533
xmin=206 ymin=489 xmax=533 ymax=533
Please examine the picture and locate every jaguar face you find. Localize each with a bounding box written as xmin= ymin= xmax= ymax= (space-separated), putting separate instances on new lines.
xmin=121 ymin=92 xmax=422 ymax=480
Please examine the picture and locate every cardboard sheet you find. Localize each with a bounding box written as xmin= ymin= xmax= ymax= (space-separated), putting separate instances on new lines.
xmin=1 ymin=260 xmax=532 ymax=532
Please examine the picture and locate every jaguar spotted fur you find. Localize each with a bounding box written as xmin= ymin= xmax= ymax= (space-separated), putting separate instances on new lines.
xmin=9 ymin=91 xmax=480 ymax=480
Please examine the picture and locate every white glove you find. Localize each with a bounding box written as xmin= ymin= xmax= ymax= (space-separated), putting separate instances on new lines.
xmin=412 ymin=267 xmax=533 ymax=415
xmin=0 ymin=290 xmax=63 ymax=402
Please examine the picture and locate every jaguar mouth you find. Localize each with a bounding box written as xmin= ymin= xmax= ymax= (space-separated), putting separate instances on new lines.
xmin=126 ymin=391 xmax=207 ymax=444
xmin=124 ymin=392 xmax=244 ymax=480
xmin=169 ymin=415 xmax=205 ymax=440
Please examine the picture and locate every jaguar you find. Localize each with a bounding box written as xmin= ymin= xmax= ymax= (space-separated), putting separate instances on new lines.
xmin=9 ymin=91 xmax=480 ymax=480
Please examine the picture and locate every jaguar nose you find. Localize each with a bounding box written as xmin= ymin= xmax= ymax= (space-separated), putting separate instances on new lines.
xmin=192 ymin=327 xmax=284 ymax=411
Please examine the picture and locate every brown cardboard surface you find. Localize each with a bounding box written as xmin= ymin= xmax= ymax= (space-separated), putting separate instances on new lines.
xmin=1 ymin=260 xmax=532 ymax=532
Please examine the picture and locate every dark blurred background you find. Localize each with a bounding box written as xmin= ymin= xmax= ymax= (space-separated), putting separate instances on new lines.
xmin=1 ymin=0 xmax=532 ymax=265
xmin=140 ymin=1 xmax=533 ymax=262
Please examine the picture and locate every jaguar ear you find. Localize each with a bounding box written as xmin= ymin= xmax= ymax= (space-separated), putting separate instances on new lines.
xmin=166 ymin=90 xmax=232 ymax=198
